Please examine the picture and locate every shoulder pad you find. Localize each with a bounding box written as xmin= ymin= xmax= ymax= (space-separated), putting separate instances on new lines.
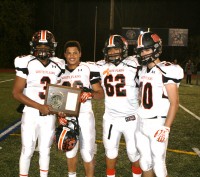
xmin=96 ymin=59 xmax=106 ymax=66
xmin=159 ymin=61 xmax=184 ymax=81
xmin=81 ymin=61 xmax=99 ymax=72
xmin=123 ymin=56 xmax=139 ymax=67
xmin=14 ymin=55 xmax=35 ymax=68
xmin=50 ymin=57 xmax=66 ymax=67
xmin=85 ymin=61 xmax=95 ymax=65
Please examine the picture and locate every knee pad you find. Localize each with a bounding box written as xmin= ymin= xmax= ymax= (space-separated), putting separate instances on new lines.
xmin=105 ymin=148 xmax=118 ymax=159
xmin=39 ymin=147 xmax=51 ymax=158
xmin=80 ymin=148 xmax=94 ymax=162
xmin=127 ymin=151 xmax=140 ymax=162
xmin=139 ymin=157 xmax=153 ymax=171
xmin=66 ymin=142 xmax=79 ymax=158
xmin=21 ymin=146 xmax=35 ymax=159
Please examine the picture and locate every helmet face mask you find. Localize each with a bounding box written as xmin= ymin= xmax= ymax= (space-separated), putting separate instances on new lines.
xmin=137 ymin=48 xmax=154 ymax=65
xmin=136 ymin=32 xmax=162 ymax=65
xmin=103 ymin=35 xmax=128 ymax=65
xmin=30 ymin=30 xmax=57 ymax=60
xmin=55 ymin=119 xmax=79 ymax=152
xmin=107 ymin=48 xmax=122 ymax=65
xmin=34 ymin=45 xmax=51 ymax=60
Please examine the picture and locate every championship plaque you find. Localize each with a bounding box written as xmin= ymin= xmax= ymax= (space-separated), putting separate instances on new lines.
xmin=45 ymin=84 xmax=81 ymax=116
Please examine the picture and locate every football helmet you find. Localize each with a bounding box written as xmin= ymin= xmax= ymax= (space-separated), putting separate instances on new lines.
xmin=136 ymin=31 xmax=162 ymax=65
xmin=103 ymin=34 xmax=128 ymax=65
xmin=55 ymin=119 xmax=79 ymax=152
xmin=30 ymin=30 xmax=57 ymax=60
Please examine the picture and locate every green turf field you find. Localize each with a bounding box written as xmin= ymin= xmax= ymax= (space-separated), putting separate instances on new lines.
xmin=0 ymin=73 xmax=200 ymax=177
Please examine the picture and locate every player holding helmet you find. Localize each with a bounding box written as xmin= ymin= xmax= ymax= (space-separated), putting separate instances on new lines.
xmin=135 ymin=31 xmax=184 ymax=177
xmin=96 ymin=35 xmax=142 ymax=177
xmin=57 ymin=40 xmax=104 ymax=177
xmin=12 ymin=30 xmax=65 ymax=177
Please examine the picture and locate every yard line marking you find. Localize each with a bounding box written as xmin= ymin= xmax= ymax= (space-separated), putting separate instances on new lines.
xmin=167 ymin=148 xmax=197 ymax=156
xmin=0 ymin=119 xmax=21 ymax=141
xmin=192 ymin=148 xmax=200 ymax=157
xmin=10 ymin=133 xmax=21 ymax=136
xmin=0 ymin=79 xmax=14 ymax=83
xmin=8 ymin=134 xmax=199 ymax=156
xmin=179 ymin=104 xmax=200 ymax=121
xmin=95 ymin=140 xmax=197 ymax=156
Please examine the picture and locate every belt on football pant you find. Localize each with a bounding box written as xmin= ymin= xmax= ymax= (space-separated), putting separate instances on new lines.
xmin=147 ymin=116 xmax=166 ymax=119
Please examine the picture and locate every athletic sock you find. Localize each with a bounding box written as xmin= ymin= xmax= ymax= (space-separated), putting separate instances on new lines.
xmin=68 ymin=172 xmax=76 ymax=177
xmin=106 ymin=169 xmax=116 ymax=177
xmin=40 ymin=169 xmax=48 ymax=177
xmin=19 ymin=174 xmax=28 ymax=177
xmin=132 ymin=166 xmax=142 ymax=177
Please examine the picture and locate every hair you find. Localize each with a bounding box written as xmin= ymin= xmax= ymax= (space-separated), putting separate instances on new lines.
xmin=64 ymin=40 xmax=81 ymax=53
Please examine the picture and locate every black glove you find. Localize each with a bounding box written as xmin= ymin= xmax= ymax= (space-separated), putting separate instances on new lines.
xmin=16 ymin=103 xmax=25 ymax=113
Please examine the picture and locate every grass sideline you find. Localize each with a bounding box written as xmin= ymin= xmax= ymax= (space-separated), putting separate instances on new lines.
xmin=0 ymin=73 xmax=200 ymax=177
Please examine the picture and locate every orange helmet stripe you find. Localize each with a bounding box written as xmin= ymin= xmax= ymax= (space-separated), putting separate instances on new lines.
xmin=109 ymin=35 xmax=114 ymax=46
xmin=39 ymin=30 xmax=47 ymax=42
xmin=138 ymin=34 xmax=143 ymax=47
xmin=41 ymin=30 xmax=46 ymax=40
xmin=58 ymin=129 xmax=67 ymax=150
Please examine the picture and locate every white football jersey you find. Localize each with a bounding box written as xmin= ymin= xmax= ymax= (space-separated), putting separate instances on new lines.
xmin=59 ymin=62 xmax=101 ymax=113
xmin=96 ymin=56 xmax=140 ymax=118
xmin=14 ymin=55 xmax=65 ymax=111
xmin=137 ymin=61 xmax=184 ymax=118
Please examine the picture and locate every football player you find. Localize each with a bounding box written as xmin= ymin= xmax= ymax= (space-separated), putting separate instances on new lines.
xmin=12 ymin=30 xmax=65 ymax=177
xmin=57 ymin=40 xmax=104 ymax=177
xmin=96 ymin=35 xmax=142 ymax=177
xmin=135 ymin=31 xmax=184 ymax=177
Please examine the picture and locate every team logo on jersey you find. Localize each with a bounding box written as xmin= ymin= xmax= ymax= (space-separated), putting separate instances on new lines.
xmin=52 ymin=65 xmax=57 ymax=68
xmin=103 ymin=68 xmax=110 ymax=76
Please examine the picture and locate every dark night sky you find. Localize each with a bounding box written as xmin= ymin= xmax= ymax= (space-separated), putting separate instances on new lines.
xmin=35 ymin=0 xmax=200 ymax=63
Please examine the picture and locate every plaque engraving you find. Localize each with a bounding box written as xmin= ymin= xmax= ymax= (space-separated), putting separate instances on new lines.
xmin=45 ymin=84 xmax=81 ymax=116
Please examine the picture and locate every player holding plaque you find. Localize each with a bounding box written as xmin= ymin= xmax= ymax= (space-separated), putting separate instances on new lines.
xmin=12 ymin=30 xmax=65 ymax=177
xmin=57 ymin=41 xmax=104 ymax=177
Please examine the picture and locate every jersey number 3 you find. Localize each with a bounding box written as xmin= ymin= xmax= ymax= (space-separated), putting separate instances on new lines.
xmin=39 ymin=76 xmax=51 ymax=99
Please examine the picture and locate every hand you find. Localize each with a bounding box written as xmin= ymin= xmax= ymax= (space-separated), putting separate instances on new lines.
xmin=80 ymin=92 xmax=93 ymax=103
xmin=39 ymin=105 xmax=51 ymax=116
xmin=154 ymin=126 xmax=170 ymax=142
xmin=58 ymin=116 xmax=68 ymax=126
xmin=80 ymin=87 xmax=93 ymax=103
xmin=58 ymin=112 xmax=67 ymax=117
